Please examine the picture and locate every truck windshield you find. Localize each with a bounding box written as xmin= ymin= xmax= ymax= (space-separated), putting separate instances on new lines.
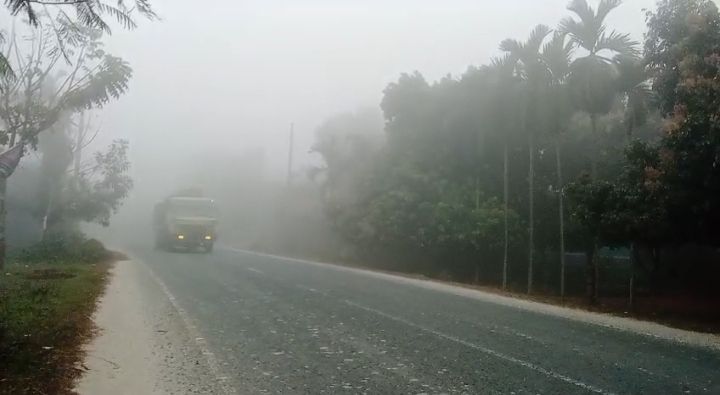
xmin=169 ymin=200 xmax=217 ymax=217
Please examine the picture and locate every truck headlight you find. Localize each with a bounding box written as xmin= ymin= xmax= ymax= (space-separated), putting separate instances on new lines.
xmin=205 ymin=235 xmax=212 ymax=240
xmin=177 ymin=234 xmax=185 ymax=239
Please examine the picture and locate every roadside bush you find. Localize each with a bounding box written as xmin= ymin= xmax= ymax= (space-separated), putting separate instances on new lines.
xmin=15 ymin=232 xmax=112 ymax=264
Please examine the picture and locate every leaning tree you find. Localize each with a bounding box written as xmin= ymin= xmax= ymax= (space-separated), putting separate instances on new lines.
xmin=0 ymin=20 xmax=134 ymax=268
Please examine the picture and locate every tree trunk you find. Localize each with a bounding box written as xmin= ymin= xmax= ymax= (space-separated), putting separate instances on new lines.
xmin=626 ymin=118 xmax=634 ymax=140
xmin=503 ymin=144 xmax=509 ymax=291
xmin=41 ymin=183 xmax=55 ymax=241
xmin=528 ymin=133 xmax=534 ymax=295
xmin=475 ymin=172 xmax=480 ymax=209
xmin=556 ymin=137 xmax=566 ymax=297
xmin=586 ymin=240 xmax=597 ymax=304
xmin=0 ymin=132 xmax=19 ymax=271
xmin=0 ymin=177 xmax=6 ymax=271
xmin=629 ymin=243 xmax=639 ymax=311
xmin=652 ymin=247 xmax=661 ymax=268
xmin=595 ymin=247 xmax=600 ymax=302
xmin=590 ymin=113 xmax=599 ymax=181
xmin=623 ymin=120 xmax=637 ymax=308
xmin=651 ymin=246 xmax=661 ymax=291
xmin=74 ymin=111 xmax=84 ymax=179
xmin=474 ymin=170 xmax=481 ymax=286
xmin=585 ymin=113 xmax=599 ymax=302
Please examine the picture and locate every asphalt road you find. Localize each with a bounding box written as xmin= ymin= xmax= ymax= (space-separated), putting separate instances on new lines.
xmin=126 ymin=244 xmax=720 ymax=395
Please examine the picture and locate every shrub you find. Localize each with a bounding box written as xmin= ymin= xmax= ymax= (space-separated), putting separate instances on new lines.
xmin=15 ymin=232 xmax=112 ymax=264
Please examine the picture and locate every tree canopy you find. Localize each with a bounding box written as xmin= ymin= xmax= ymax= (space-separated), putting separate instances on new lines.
xmin=0 ymin=9 xmax=138 ymax=268
xmin=305 ymin=0 xmax=720 ymax=301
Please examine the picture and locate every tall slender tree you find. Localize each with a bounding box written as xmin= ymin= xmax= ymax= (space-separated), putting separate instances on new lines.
xmin=559 ymin=0 xmax=638 ymax=303
xmin=500 ymin=24 xmax=553 ymax=294
xmin=541 ymin=32 xmax=575 ymax=296
xmin=489 ymin=55 xmax=522 ymax=290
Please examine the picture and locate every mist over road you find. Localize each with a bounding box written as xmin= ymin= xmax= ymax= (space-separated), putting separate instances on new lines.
xmin=119 ymin=243 xmax=720 ymax=395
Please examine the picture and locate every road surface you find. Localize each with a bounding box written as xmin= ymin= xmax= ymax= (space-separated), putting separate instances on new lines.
xmin=93 ymin=244 xmax=720 ymax=395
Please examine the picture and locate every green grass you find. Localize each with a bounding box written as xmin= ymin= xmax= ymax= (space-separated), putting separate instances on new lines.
xmin=0 ymin=260 xmax=109 ymax=395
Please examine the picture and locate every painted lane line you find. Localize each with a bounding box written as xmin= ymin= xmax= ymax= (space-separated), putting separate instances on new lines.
xmin=144 ymin=262 xmax=237 ymax=395
xmin=344 ymin=299 xmax=618 ymax=395
xmin=247 ymin=267 xmax=264 ymax=275
xmin=296 ymin=284 xmax=319 ymax=293
xmin=222 ymin=246 xmax=720 ymax=351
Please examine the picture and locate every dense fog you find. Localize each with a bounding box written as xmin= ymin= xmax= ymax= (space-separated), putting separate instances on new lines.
xmin=10 ymin=0 xmax=720 ymax=301
xmin=79 ymin=0 xmax=652 ymax=245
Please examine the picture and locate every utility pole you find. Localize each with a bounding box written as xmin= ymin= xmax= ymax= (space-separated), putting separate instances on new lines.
xmin=286 ymin=123 xmax=294 ymax=187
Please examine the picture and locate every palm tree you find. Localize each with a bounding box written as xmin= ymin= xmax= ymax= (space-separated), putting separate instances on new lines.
xmin=614 ymin=55 xmax=651 ymax=140
xmin=500 ymin=24 xmax=553 ymax=295
xmin=614 ymin=54 xmax=651 ymax=308
xmin=541 ymin=32 xmax=575 ymax=297
xmin=559 ymin=0 xmax=638 ymax=303
xmin=489 ymin=55 xmax=522 ymax=291
xmin=560 ymin=0 xmax=639 ymax=178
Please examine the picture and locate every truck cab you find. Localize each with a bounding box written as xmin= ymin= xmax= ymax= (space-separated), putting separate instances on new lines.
xmin=154 ymin=196 xmax=219 ymax=253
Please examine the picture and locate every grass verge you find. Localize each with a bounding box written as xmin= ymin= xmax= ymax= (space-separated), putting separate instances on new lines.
xmin=0 ymin=246 xmax=112 ymax=395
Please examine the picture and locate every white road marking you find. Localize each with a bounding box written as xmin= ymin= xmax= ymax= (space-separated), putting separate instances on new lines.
xmin=145 ymin=263 xmax=237 ymax=395
xmin=222 ymin=246 xmax=720 ymax=351
xmin=343 ymin=299 xmax=617 ymax=395
xmin=247 ymin=267 xmax=264 ymax=275
xmin=296 ymin=284 xmax=319 ymax=293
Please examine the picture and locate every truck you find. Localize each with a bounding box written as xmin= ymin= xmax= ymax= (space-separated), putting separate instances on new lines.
xmin=153 ymin=192 xmax=219 ymax=253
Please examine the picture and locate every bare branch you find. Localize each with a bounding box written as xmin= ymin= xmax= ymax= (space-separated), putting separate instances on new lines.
xmin=70 ymin=112 xmax=101 ymax=152
xmin=82 ymin=123 xmax=100 ymax=148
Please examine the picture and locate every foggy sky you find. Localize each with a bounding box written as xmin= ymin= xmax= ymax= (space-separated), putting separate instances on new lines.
xmin=85 ymin=0 xmax=657 ymax=200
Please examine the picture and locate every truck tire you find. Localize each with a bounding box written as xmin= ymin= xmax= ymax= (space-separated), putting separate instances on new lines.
xmin=205 ymin=243 xmax=214 ymax=253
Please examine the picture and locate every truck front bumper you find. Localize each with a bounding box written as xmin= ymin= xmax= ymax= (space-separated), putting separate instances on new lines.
xmin=171 ymin=234 xmax=215 ymax=249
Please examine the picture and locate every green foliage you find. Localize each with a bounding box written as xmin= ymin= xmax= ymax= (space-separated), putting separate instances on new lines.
xmin=0 ymin=21 xmax=135 ymax=249
xmin=567 ymin=174 xmax=620 ymax=245
xmin=563 ymin=0 xmax=720 ymax=282
xmin=63 ymin=139 xmax=134 ymax=227
xmin=15 ymin=232 xmax=112 ymax=264
xmin=309 ymin=0 xmax=675 ymax=291
xmin=366 ymin=179 xmax=516 ymax=254
xmin=560 ymin=0 xmax=640 ymax=136
xmin=644 ymin=0 xmax=720 ymax=115
xmin=614 ymin=55 xmax=652 ymax=137
xmin=641 ymin=0 xmax=720 ymax=245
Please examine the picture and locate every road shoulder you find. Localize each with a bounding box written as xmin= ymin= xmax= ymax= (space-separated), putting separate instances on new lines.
xmin=73 ymin=260 xmax=165 ymax=395
xmin=74 ymin=259 xmax=221 ymax=395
